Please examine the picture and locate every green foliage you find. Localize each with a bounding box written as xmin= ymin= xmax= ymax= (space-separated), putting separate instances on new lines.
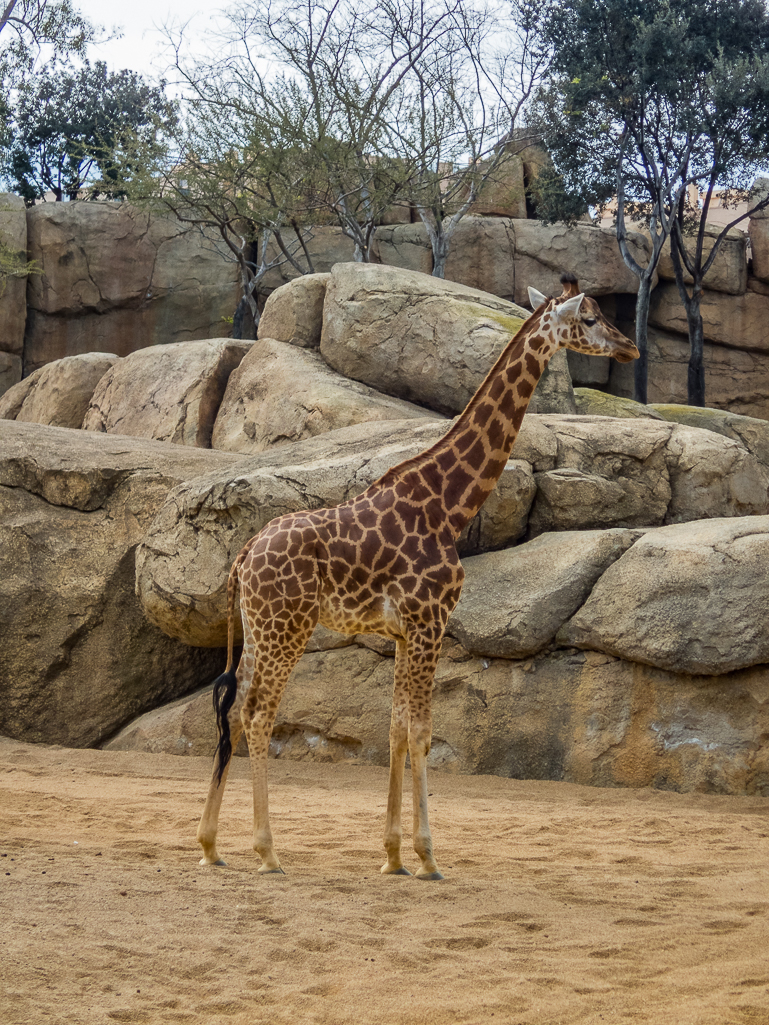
xmin=0 ymin=60 xmax=177 ymax=203
xmin=0 ymin=0 xmax=96 ymax=82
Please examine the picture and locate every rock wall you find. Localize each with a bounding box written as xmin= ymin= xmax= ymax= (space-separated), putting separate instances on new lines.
xmin=0 ymin=193 xmax=27 ymax=393
xmin=22 ymin=202 xmax=240 ymax=375
xmin=2 ymin=260 xmax=769 ymax=797
xmin=2 ymin=197 xmax=767 ymax=423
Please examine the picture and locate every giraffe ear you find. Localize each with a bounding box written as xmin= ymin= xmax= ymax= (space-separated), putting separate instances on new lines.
xmin=527 ymin=286 xmax=549 ymax=309
xmin=555 ymin=293 xmax=585 ymax=320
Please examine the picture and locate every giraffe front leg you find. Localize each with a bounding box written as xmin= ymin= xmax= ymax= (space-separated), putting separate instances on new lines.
xmin=406 ymin=633 xmax=443 ymax=880
xmin=382 ymin=641 xmax=411 ymax=876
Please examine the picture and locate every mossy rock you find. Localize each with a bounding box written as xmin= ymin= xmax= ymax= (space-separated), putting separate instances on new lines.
xmin=574 ymin=387 xmax=663 ymax=420
xmin=649 ymin=404 xmax=769 ymax=470
xmin=649 ymin=404 xmax=749 ymax=440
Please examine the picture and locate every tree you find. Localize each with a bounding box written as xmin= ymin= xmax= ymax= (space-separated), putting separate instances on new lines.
xmin=0 ymin=0 xmax=94 ymax=76
xmin=167 ymin=0 xmax=543 ymax=277
xmin=532 ymin=0 xmax=769 ymax=406
xmin=397 ymin=0 xmax=548 ymax=276
xmin=0 ymin=60 xmax=177 ymax=203
xmin=667 ymin=39 xmax=769 ymax=405
xmin=126 ymin=112 xmax=320 ymax=336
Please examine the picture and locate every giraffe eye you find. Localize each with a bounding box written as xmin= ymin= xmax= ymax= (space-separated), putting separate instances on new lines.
xmin=584 ymin=318 xmax=597 ymax=326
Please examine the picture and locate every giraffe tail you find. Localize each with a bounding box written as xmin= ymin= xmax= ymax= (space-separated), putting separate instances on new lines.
xmin=212 ymin=550 xmax=247 ymax=786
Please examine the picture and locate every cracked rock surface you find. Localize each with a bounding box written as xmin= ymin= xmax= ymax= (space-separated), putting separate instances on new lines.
xmin=82 ymin=339 xmax=250 ymax=447
xmin=211 ymin=336 xmax=438 ymax=455
xmin=107 ymin=642 xmax=769 ymax=795
xmin=0 ymin=420 xmax=249 ymax=746
xmin=558 ymin=515 xmax=769 ymax=675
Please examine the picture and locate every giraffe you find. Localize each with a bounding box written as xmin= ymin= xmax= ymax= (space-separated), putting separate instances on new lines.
xmin=197 ymin=272 xmax=639 ymax=879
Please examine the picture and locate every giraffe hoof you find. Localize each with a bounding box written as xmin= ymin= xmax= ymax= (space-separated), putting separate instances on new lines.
xmin=381 ymin=864 xmax=412 ymax=876
xmin=415 ymin=869 xmax=444 ymax=881
xmin=199 ymin=856 xmax=227 ymax=867
xmin=258 ymin=865 xmax=286 ymax=875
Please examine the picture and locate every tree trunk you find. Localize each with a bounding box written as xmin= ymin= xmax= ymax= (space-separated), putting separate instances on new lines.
xmin=685 ymin=291 xmax=705 ymax=406
xmin=231 ymin=297 xmax=247 ymax=340
xmin=633 ymin=273 xmax=652 ymax=405
xmin=431 ymin=232 xmax=449 ymax=278
xmin=669 ymin=226 xmax=706 ymax=406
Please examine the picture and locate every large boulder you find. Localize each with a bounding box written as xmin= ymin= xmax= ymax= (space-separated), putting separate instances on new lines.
xmin=211 ymin=337 xmax=439 ymax=455
xmin=135 ymin=417 xmax=542 ymax=647
xmin=10 ymin=352 xmax=119 ymax=428
xmin=509 ymin=220 xmax=655 ymax=306
xmin=655 ymin=225 xmax=748 ymax=295
xmin=82 ymin=339 xmax=249 ymax=447
xmin=0 ymin=421 xmax=251 ymax=747
xmin=528 ymin=414 xmax=769 ymax=535
xmin=24 ymin=202 xmax=240 ymax=372
xmin=257 ymin=273 xmax=330 ymax=349
xmin=319 ymin=262 xmax=574 ymax=416
xmin=446 ymin=528 xmax=642 ymax=658
xmin=607 ymin=325 xmax=769 ymax=421
xmin=0 ymin=193 xmax=27 ymax=382
xmin=106 ymin=642 xmax=769 ymax=796
xmin=649 ymin=283 xmax=769 ymax=352
xmin=558 ymin=516 xmax=769 ymax=675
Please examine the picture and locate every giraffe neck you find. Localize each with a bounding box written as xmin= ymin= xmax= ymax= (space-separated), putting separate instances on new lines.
xmin=379 ymin=310 xmax=558 ymax=538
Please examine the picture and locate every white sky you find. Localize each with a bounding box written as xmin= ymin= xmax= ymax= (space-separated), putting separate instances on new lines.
xmin=73 ymin=0 xmax=208 ymax=81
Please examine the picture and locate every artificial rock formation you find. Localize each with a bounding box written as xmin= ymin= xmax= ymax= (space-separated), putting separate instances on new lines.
xmin=82 ymin=339 xmax=250 ymax=447
xmin=319 ymin=261 xmax=574 ymax=416
xmin=107 ymin=641 xmax=769 ymax=796
xmin=649 ymin=283 xmax=769 ymax=353
xmin=608 ymin=326 xmax=769 ymax=422
xmin=5 ymin=352 xmax=119 ymax=428
xmin=0 ymin=420 xmax=249 ymax=747
xmin=559 ymin=516 xmax=769 ymax=675
xmin=24 ymin=202 xmax=240 ymax=372
xmin=211 ymin=336 xmax=438 ymax=455
xmin=135 ymin=411 xmax=769 ymax=650
xmin=655 ymin=225 xmax=748 ymax=295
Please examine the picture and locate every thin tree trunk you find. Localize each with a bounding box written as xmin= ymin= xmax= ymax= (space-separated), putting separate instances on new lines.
xmin=633 ymin=273 xmax=652 ymax=405
xmin=685 ymin=289 xmax=705 ymax=406
xmin=669 ymin=225 xmax=706 ymax=406
xmin=231 ymin=297 xmax=248 ymax=340
xmin=0 ymin=0 xmax=17 ymax=35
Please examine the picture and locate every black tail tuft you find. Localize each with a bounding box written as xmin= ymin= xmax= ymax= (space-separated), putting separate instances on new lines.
xmin=212 ymin=668 xmax=238 ymax=786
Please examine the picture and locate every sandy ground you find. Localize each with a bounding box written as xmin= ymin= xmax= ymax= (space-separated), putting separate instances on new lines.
xmin=1 ymin=738 xmax=769 ymax=1025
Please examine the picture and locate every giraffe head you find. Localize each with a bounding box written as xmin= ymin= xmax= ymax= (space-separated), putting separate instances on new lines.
xmin=527 ymin=273 xmax=639 ymax=364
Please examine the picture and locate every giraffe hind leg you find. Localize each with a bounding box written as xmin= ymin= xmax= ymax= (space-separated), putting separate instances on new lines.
xmin=197 ymin=625 xmax=255 ymax=865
